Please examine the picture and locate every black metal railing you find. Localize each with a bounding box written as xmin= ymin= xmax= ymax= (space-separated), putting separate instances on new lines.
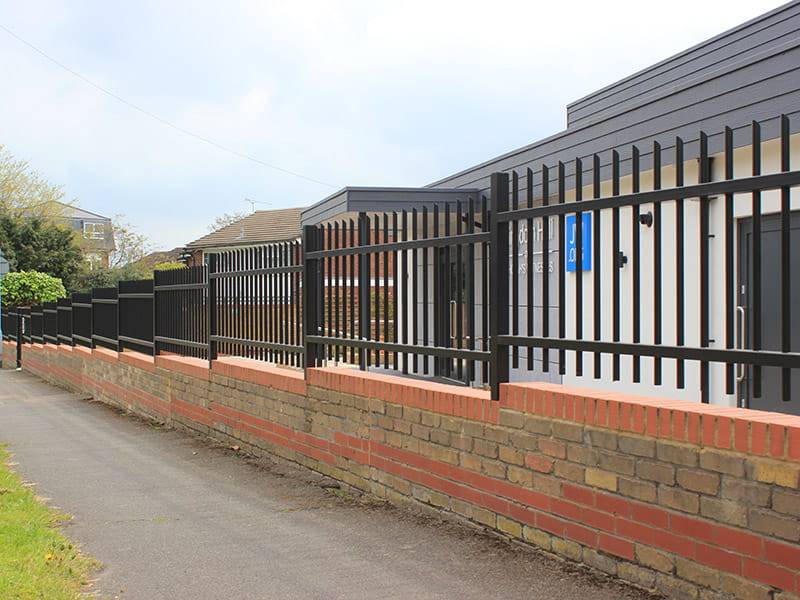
xmin=1 ymin=114 xmax=797 ymax=411
xmin=43 ymin=302 xmax=59 ymax=344
xmin=154 ymin=266 xmax=207 ymax=359
xmin=57 ymin=298 xmax=73 ymax=345
xmin=0 ymin=307 xmax=14 ymax=341
xmin=491 ymin=116 xmax=800 ymax=407
xmin=209 ymin=241 xmax=304 ymax=367
xmin=91 ymin=287 xmax=118 ymax=351
xmin=71 ymin=293 xmax=92 ymax=348
xmin=118 ymin=279 xmax=154 ymax=355
xmin=304 ymin=203 xmax=492 ymax=385
xmin=19 ymin=307 xmax=31 ymax=344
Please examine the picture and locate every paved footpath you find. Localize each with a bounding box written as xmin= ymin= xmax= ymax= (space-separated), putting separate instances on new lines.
xmin=0 ymin=369 xmax=655 ymax=600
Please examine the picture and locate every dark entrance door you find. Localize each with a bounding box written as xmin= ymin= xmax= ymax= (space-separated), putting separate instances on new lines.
xmin=738 ymin=211 xmax=800 ymax=414
xmin=433 ymin=247 xmax=470 ymax=385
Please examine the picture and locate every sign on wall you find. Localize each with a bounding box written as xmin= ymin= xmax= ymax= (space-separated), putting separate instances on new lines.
xmin=565 ymin=213 xmax=592 ymax=272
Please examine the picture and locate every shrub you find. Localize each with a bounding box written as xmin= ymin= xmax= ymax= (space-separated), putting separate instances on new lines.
xmin=154 ymin=261 xmax=186 ymax=271
xmin=0 ymin=271 xmax=67 ymax=307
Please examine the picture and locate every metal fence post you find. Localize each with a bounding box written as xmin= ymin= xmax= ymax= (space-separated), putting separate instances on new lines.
xmin=89 ymin=289 xmax=96 ymax=349
xmin=489 ymin=172 xmax=510 ymax=400
xmin=303 ymin=225 xmax=320 ymax=372
xmin=15 ymin=311 xmax=22 ymax=368
xmin=207 ymin=254 xmax=218 ymax=366
xmin=358 ymin=212 xmax=370 ymax=371
xmin=152 ymin=272 xmax=159 ymax=356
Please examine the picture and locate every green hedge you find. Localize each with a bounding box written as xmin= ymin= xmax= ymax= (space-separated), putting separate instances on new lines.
xmin=0 ymin=271 xmax=67 ymax=307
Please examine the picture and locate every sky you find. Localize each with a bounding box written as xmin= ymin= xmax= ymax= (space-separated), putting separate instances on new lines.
xmin=0 ymin=0 xmax=785 ymax=251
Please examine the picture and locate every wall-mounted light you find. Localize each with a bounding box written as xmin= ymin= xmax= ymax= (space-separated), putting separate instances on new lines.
xmin=639 ymin=211 xmax=653 ymax=227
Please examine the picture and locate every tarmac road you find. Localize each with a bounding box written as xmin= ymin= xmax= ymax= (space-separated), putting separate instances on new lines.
xmin=0 ymin=369 xmax=657 ymax=600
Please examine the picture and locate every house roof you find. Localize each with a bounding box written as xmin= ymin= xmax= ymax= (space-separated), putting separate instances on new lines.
xmin=302 ymin=187 xmax=480 ymax=226
xmin=186 ymin=207 xmax=305 ymax=249
xmin=57 ymin=201 xmax=111 ymax=221
xmin=134 ymin=248 xmax=185 ymax=269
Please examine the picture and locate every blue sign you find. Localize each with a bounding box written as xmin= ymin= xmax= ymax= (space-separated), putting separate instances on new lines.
xmin=566 ymin=213 xmax=592 ymax=272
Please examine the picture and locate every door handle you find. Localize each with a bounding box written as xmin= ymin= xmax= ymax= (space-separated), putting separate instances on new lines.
xmin=736 ymin=306 xmax=746 ymax=383
xmin=449 ymin=300 xmax=457 ymax=341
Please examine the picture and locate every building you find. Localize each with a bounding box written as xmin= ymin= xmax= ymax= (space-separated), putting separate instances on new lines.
xmin=59 ymin=203 xmax=115 ymax=270
xmin=183 ymin=208 xmax=304 ymax=266
xmin=301 ymin=1 xmax=800 ymax=414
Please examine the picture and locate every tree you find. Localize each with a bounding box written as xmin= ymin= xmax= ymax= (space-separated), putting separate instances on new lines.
xmin=0 ymin=145 xmax=71 ymax=220
xmin=0 ymin=271 xmax=66 ymax=307
xmin=71 ymin=217 xmax=152 ymax=291
xmin=108 ymin=216 xmax=150 ymax=269
xmin=208 ymin=211 xmax=248 ymax=232
xmin=0 ymin=216 xmax=84 ymax=289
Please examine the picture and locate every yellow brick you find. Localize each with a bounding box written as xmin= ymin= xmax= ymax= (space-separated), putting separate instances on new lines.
xmin=586 ymin=468 xmax=618 ymax=492
xmin=497 ymin=516 xmax=522 ymax=538
xmin=751 ymin=460 xmax=800 ymax=489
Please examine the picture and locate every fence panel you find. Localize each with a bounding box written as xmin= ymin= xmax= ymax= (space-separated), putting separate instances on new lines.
xmin=0 ymin=308 xmax=10 ymax=341
xmin=210 ymin=241 xmax=303 ymax=367
xmin=57 ymin=298 xmax=73 ymax=345
xmin=91 ymin=287 xmax=118 ymax=351
xmin=43 ymin=302 xmax=59 ymax=344
xmin=30 ymin=305 xmax=44 ymax=343
xmin=71 ymin=293 xmax=92 ymax=348
xmin=18 ymin=307 xmax=31 ymax=344
xmin=304 ymin=204 xmax=492 ymax=384
xmin=118 ymin=279 xmax=154 ymax=355
xmin=494 ymin=114 xmax=800 ymax=406
xmin=154 ymin=266 xmax=207 ymax=359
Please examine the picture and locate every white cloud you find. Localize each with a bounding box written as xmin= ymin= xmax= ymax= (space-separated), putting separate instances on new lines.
xmin=0 ymin=0 xmax=783 ymax=249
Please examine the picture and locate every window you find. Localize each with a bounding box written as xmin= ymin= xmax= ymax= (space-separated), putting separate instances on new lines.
xmin=85 ymin=253 xmax=103 ymax=271
xmin=83 ymin=222 xmax=105 ymax=240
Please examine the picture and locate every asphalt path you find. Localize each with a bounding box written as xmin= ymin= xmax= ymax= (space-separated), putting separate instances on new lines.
xmin=0 ymin=369 xmax=656 ymax=600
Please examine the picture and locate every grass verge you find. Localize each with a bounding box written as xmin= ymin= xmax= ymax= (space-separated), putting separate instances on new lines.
xmin=0 ymin=444 xmax=98 ymax=599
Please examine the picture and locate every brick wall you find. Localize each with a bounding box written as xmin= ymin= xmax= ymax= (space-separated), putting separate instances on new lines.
xmin=10 ymin=340 xmax=800 ymax=600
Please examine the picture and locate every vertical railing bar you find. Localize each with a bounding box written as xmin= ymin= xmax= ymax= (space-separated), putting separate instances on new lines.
xmin=511 ymin=171 xmax=520 ymax=369
xmin=208 ymin=253 xmax=217 ymax=366
xmin=593 ymin=154 xmax=602 ymax=379
xmin=558 ymin=162 xmax=566 ymax=375
xmin=334 ymin=222 xmax=341 ymax=363
xmin=358 ymin=213 xmax=369 ymax=370
xmin=575 ymin=157 xmax=584 ymax=377
xmin=455 ymin=200 xmax=463 ymax=381
xmin=653 ymin=142 xmax=663 ymax=385
xmin=412 ymin=208 xmax=419 ymax=373
xmin=342 ymin=220 xmax=349 ymax=363
xmin=723 ymin=127 xmax=735 ymax=393
xmin=467 ymin=198 xmax=476 ymax=383
xmin=489 ymin=172 xmax=510 ymax=400
xmin=481 ymin=196 xmax=489 ymax=385
xmin=374 ymin=214 xmax=381 ymax=368
xmin=541 ymin=164 xmax=550 ymax=374
xmin=526 ymin=167 xmax=535 ymax=371
xmin=348 ymin=220 xmax=355 ymax=364
xmin=780 ymin=114 xmax=791 ymax=403
xmin=631 ymin=146 xmax=641 ymax=383
xmin=392 ymin=212 xmax=399 ymax=370
xmin=422 ymin=207 xmax=430 ymax=374
xmin=443 ymin=204 xmax=451 ymax=378
xmin=752 ymin=121 xmax=762 ymax=399
xmin=401 ymin=210 xmax=409 ymax=374
xmin=675 ymin=137 xmax=685 ymax=389
xmin=699 ymin=131 xmax=710 ymax=403
xmin=612 ymin=150 xmax=621 ymax=382
xmin=383 ymin=213 xmax=391 ymax=371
